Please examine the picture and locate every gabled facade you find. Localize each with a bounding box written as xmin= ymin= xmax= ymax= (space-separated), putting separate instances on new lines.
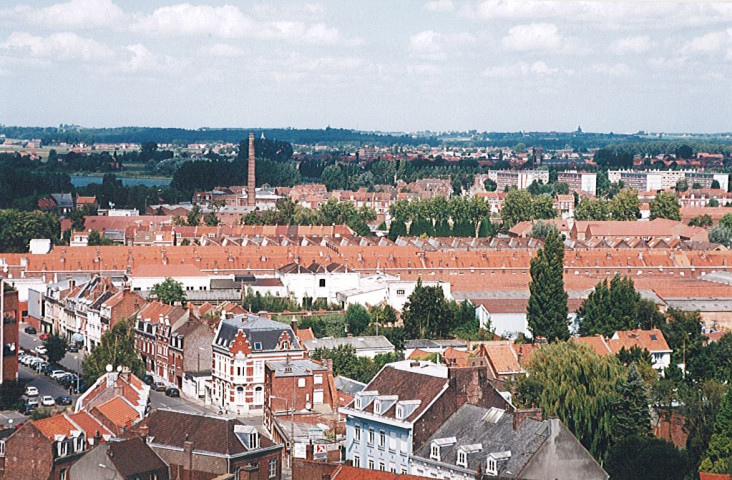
xmin=210 ymin=314 xmax=305 ymax=415
xmin=340 ymin=360 xmax=512 ymax=475
xmin=132 ymin=301 xmax=187 ymax=383
xmin=69 ymin=436 xmax=169 ymax=480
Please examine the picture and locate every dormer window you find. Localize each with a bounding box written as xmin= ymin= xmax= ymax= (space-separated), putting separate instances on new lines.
xmin=430 ymin=444 xmax=440 ymax=461
xmin=487 ymin=458 xmax=497 ymax=476
xmin=396 ymin=405 xmax=403 ymax=419
xmin=254 ymin=342 xmax=262 ymax=350
xmin=457 ymin=450 xmax=467 ymax=468
xmin=355 ymin=397 xmax=362 ymax=409
xmin=374 ymin=400 xmax=381 ymax=414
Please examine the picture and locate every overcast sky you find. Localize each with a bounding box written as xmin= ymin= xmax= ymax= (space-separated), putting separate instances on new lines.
xmin=0 ymin=0 xmax=730 ymax=133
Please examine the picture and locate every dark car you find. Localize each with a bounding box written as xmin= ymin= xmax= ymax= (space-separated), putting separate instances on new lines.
xmin=165 ymin=387 xmax=180 ymax=397
xmin=143 ymin=374 xmax=154 ymax=385
xmin=152 ymin=382 xmax=167 ymax=392
xmin=66 ymin=343 xmax=79 ymax=352
xmin=24 ymin=326 xmax=37 ymax=334
xmin=73 ymin=382 xmax=87 ymax=394
xmin=55 ymin=395 xmax=73 ymax=406
xmin=19 ymin=402 xmax=37 ymax=415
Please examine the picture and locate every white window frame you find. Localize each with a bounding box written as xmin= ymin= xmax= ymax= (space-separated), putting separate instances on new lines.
xmin=367 ymin=458 xmax=374 ymax=470
xmin=457 ymin=449 xmax=467 ymax=468
xmin=298 ymin=378 xmax=306 ymax=388
xmin=487 ymin=458 xmax=497 ymax=476
xmin=430 ymin=444 xmax=440 ymax=461
xmin=314 ymin=374 xmax=323 ymax=385
xmin=353 ymin=454 xmax=361 ymax=468
xmin=368 ymin=429 xmax=374 ymax=445
xmin=268 ymin=457 xmax=277 ymax=478
xmin=379 ymin=430 xmax=386 ymax=449
xmin=354 ymin=424 xmax=361 ymax=442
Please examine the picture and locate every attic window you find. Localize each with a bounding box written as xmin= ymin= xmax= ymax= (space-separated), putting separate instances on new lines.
xmin=650 ymin=334 xmax=658 ymax=341
xmin=487 ymin=458 xmax=497 ymax=476
xmin=396 ymin=405 xmax=403 ymax=419
xmin=319 ymin=279 xmax=326 ymax=288
xmin=254 ymin=342 xmax=262 ymax=350
xmin=374 ymin=400 xmax=381 ymax=414
xmin=430 ymin=444 xmax=440 ymax=461
xmin=457 ymin=450 xmax=467 ymax=468
xmin=355 ymin=397 xmax=362 ymax=409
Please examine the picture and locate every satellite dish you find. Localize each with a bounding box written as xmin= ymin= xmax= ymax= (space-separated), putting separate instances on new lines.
xmin=306 ymin=402 xmax=312 ymax=411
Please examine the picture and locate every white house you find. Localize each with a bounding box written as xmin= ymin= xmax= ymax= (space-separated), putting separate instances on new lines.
xmin=276 ymin=261 xmax=360 ymax=306
xmin=127 ymin=264 xmax=213 ymax=293
xmin=302 ymin=336 xmax=395 ymax=359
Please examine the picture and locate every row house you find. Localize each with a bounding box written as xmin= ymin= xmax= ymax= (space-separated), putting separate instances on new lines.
xmin=69 ymin=436 xmax=169 ymax=480
xmin=133 ymin=301 xmax=187 ymax=383
xmin=210 ymin=314 xmax=305 ymax=416
xmin=340 ymin=360 xmax=511 ymax=475
xmin=331 ymin=189 xmax=397 ymax=217
xmin=86 ymin=289 xmax=143 ymax=351
xmin=263 ymin=358 xmax=340 ymax=464
xmin=678 ymin=189 xmax=732 ymax=208
xmin=59 ymin=276 xmax=118 ymax=347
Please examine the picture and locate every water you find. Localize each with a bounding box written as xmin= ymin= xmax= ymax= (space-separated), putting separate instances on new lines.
xmin=70 ymin=175 xmax=171 ymax=187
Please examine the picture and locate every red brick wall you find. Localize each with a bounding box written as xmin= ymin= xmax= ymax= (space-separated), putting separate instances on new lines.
xmin=655 ymin=410 xmax=689 ymax=449
xmin=3 ymin=423 xmax=53 ymax=480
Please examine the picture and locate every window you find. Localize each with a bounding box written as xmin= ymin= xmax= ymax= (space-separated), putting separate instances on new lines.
xmin=379 ymin=431 xmax=386 ymax=449
xmin=254 ymin=361 xmax=264 ymax=378
xmin=374 ymin=400 xmax=381 ymax=414
xmin=254 ymin=386 xmax=263 ymax=405
xmin=314 ymin=374 xmax=323 ymax=385
xmin=354 ymin=424 xmax=361 ymax=442
xmin=298 ymin=378 xmax=306 ymax=388
xmin=390 ymin=463 xmax=396 ymax=473
xmin=396 ymin=289 xmax=405 ymax=296
xmin=355 ymin=397 xmax=362 ymax=409
xmin=353 ymin=454 xmax=360 ymax=467
xmin=236 ymin=386 xmax=245 ymax=404
xmin=487 ymin=458 xmax=497 ymax=476
xmin=319 ymin=279 xmax=326 ymax=288
xmin=396 ymin=405 xmax=403 ymax=419
xmin=254 ymin=342 xmax=262 ymax=350
xmin=379 ymin=461 xmax=386 ymax=471
xmin=430 ymin=444 xmax=440 ymax=461
xmin=313 ymin=389 xmax=323 ymax=404
xmin=268 ymin=458 xmax=277 ymax=478
xmin=389 ymin=435 xmax=397 ymax=452
xmin=400 ymin=436 xmax=408 ymax=454
xmin=367 ymin=458 xmax=374 ymax=470
xmin=457 ymin=450 xmax=467 ymax=468
xmin=0 ymin=440 xmax=5 ymax=457
xmin=60 ymin=469 xmax=68 ymax=480
xmin=368 ymin=429 xmax=374 ymax=445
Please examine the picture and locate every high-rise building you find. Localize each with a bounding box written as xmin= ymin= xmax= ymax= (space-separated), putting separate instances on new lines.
xmin=247 ymin=133 xmax=256 ymax=207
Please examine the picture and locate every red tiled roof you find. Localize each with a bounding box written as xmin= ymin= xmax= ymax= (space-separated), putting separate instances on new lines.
xmin=132 ymin=263 xmax=204 ymax=277
xmin=574 ymin=335 xmax=613 ymax=356
xmin=33 ymin=414 xmax=78 ymax=439
xmin=609 ymin=328 xmax=671 ymax=353
xmin=475 ymin=342 xmax=522 ymax=374
xmin=332 ymin=465 xmax=433 ymax=480
xmin=699 ymin=474 xmax=732 ymax=480
xmin=68 ymin=411 xmax=113 ymax=438
xmin=95 ymin=397 xmax=139 ymax=430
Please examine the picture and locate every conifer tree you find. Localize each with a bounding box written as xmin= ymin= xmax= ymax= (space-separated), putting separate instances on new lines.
xmin=613 ymin=364 xmax=652 ymax=441
xmin=527 ymin=228 xmax=569 ymax=341
xmin=700 ymin=388 xmax=732 ymax=474
xmin=387 ymin=219 xmax=407 ymax=241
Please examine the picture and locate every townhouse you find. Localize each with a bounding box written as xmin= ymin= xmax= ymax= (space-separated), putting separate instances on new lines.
xmin=575 ymin=328 xmax=672 ymax=372
xmin=132 ymin=301 xmax=188 ymax=385
xmin=210 ymin=314 xmax=305 ymax=415
xmin=69 ymin=436 xmax=169 ymax=480
xmin=340 ymin=360 xmax=511 ymax=475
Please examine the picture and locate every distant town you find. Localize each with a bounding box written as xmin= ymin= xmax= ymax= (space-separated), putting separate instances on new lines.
xmin=0 ymin=125 xmax=731 ymax=480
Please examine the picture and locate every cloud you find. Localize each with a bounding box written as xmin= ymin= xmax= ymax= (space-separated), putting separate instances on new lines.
xmin=409 ymin=30 xmax=474 ymax=60
xmin=482 ymin=60 xmax=562 ymax=78
xmin=681 ymin=30 xmax=729 ymax=54
xmin=501 ymin=23 xmax=561 ymax=52
xmin=611 ymin=35 xmax=652 ymax=55
xmin=200 ymin=43 xmax=245 ymax=58
xmin=0 ymin=31 xmax=113 ymax=61
xmin=592 ymin=63 xmax=632 ymax=77
xmin=425 ymin=0 xmax=455 ymax=12
xmin=131 ymin=3 xmax=358 ymax=46
xmin=113 ymin=44 xmax=183 ymax=74
xmin=9 ymin=0 xmax=124 ymax=29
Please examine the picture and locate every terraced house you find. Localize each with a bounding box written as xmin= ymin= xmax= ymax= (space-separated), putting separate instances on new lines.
xmin=210 ymin=314 xmax=305 ymax=415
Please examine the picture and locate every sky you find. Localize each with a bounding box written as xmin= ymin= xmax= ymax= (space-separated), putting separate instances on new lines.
xmin=0 ymin=0 xmax=730 ymax=134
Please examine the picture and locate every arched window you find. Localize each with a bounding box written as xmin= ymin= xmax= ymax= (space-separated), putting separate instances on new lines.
xmin=254 ymin=386 xmax=263 ymax=405
xmin=236 ymin=386 xmax=245 ymax=404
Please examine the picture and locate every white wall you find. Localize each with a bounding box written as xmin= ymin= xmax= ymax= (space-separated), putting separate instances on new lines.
xmin=129 ymin=275 xmax=211 ymax=293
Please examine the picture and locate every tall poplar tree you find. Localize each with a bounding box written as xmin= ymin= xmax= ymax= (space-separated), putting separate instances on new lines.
xmin=527 ymin=228 xmax=569 ymax=342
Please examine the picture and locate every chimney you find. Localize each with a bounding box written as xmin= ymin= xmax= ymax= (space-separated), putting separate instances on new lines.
xmin=183 ymin=437 xmax=194 ymax=480
xmin=139 ymin=424 xmax=149 ymax=440
xmin=513 ymin=408 xmax=543 ymax=431
xmin=247 ymin=133 xmax=256 ymax=207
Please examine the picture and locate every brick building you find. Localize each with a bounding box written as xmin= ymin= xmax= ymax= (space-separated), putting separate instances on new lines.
xmin=1 ymin=284 xmax=19 ymax=384
xmin=133 ymin=301 xmax=187 ymax=383
xmin=210 ymin=314 xmax=305 ymax=415
xmin=69 ymin=436 xmax=169 ymax=480
xmin=125 ymin=409 xmax=283 ymax=480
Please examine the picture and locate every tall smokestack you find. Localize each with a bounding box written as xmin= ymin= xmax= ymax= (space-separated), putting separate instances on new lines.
xmin=247 ymin=133 xmax=256 ymax=207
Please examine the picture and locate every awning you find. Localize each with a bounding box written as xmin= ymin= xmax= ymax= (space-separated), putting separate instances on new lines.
xmin=71 ymin=333 xmax=85 ymax=343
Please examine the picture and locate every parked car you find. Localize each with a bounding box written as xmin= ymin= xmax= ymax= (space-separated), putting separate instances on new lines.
xmin=27 ymin=357 xmax=44 ymax=367
xmin=143 ymin=374 xmax=154 ymax=385
xmin=55 ymin=395 xmax=73 ymax=406
xmin=39 ymin=332 xmax=49 ymax=341
xmin=24 ymin=385 xmax=39 ymax=397
xmin=34 ymin=345 xmax=47 ymax=355
xmin=24 ymin=326 xmax=37 ymax=334
xmin=26 ymin=396 xmax=39 ymax=407
xmin=50 ymin=370 xmax=68 ymax=380
xmin=165 ymin=387 xmax=180 ymax=397
xmin=41 ymin=396 xmax=55 ymax=407
xmin=34 ymin=362 xmax=49 ymax=373
xmin=19 ymin=403 xmax=37 ymax=415
xmin=66 ymin=343 xmax=79 ymax=352
xmin=72 ymin=381 xmax=87 ymax=394
xmin=152 ymin=382 xmax=167 ymax=392
xmin=41 ymin=364 xmax=56 ymax=375
xmin=60 ymin=375 xmax=79 ymax=388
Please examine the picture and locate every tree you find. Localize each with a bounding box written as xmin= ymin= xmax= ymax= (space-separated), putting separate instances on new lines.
xmin=87 ymin=229 xmax=114 ymax=246
xmin=150 ymin=278 xmax=186 ymax=305
xmin=501 ymin=189 xmax=533 ymax=228
xmin=0 ymin=210 xmax=60 ymax=253
xmin=44 ymin=333 xmax=67 ymax=364
xmin=387 ymin=219 xmax=407 ymax=241
xmin=682 ymin=380 xmax=730 ymax=474
xmin=577 ymin=275 xmax=642 ymax=337
xmin=660 ymin=308 xmax=703 ymax=367
xmin=0 ymin=380 xmax=25 ymax=410
xmin=675 ymin=179 xmax=689 ymax=192
xmin=610 ymin=188 xmax=640 ymax=221
xmin=402 ymin=279 xmax=451 ymax=339
xmin=369 ymin=304 xmax=397 ymax=326
xmin=699 ymin=387 xmax=732 ymax=474
xmin=82 ymin=320 xmax=145 ymax=385
xmin=711 ymin=179 xmax=721 ymax=190
xmin=708 ymin=197 xmax=720 ymax=207
xmin=513 ymin=341 xmax=625 ymax=460
xmin=69 ymin=209 xmax=85 ymax=231
xmin=689 ymin=214 xmax=713 ymax=227
xmin=605 ymin=436 xmax=688 ymax=480
xmin=321 ymin=165 xmax=345 ymax=190
xmin=649 ymin=192 xmax=681 ymax=221
xmin=709 ymin=225 xmax=732 ymax=247
xmin=675 ymin=145 xmax=694 ymax=160
xmin=612 ymin=364 xmax=652 ymax=441
xmin=204 ymin=211 xmax=219 ymax=226
xmin=527 ymin=229 xmax=569 ymax=342
xmin=687 ymin=333 xmax=732 ymax=384
xmin=574 ymin=198 xmax=609 ymax=221
xmin=721 ymin=214 xmax=732 ymax=230
xmin=187 ymin=204 xmax=202 ymax=226
xmin=449 ymin=300 xmax=480 ymax=339
xmin=530 ymin=220 xmax=557 ymax=239
xmin=345 ymin=304 xmax=371 ymax=336
xmin=532 ymin=194 xmax=556 ymax=220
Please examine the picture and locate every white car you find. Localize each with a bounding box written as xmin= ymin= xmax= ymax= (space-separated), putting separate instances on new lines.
xmin=26 ymin=357 xmax=43 ymax=367
xmin=34 ymin=345 xmax=47 ymax=355
xmin=50 ymin=370 xmax=68 ymax=380
xmin=41 ymin=396 xmax=55 ymax=407
xmin=24 ymin=386 xmax=39 ymax=397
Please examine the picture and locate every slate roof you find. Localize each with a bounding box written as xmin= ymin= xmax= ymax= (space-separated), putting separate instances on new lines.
xmin=303 ymin=336 xmax=394 ymax=353
xmin=127 ymin=409 xmax=276 ymax=456
xmin=413 ymin=404 xmax=549 ymax=477
xmin=334 ymin=376 xmax=367 ymax=396
xmin=267 ymin=359 xmax=327 ymax=377
xmin=214 ymin=314 xmax=301 ymax=352
xmin=405 ymin=339 xmax=440 ymax=350
xmin=107 ymin=437 xmax=168 ymax=477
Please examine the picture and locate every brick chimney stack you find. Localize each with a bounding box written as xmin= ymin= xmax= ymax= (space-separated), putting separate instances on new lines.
xmin=247 ymin=133 xmax=256 ymax=207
